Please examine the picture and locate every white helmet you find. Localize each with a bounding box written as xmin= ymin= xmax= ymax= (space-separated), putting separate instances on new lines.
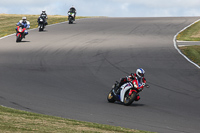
xmin=136 ymin=68 xmax=145 ymax=78
xmin=22 ymin=17 xmax=26 ymax=20
xmin=42 ymin=10 xmax=46 ymax=13
xmin=22 ymin=17 xmax=26 ymax=22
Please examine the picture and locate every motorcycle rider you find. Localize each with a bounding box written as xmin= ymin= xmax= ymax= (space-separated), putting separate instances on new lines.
xmin=39 ymin=10 xmax=48 ymax=25
xmin=68 ymin=6 xmax=76 ymax=20
xmin=16 ymin=17 xmax=30 ymax=38
xmin=115 ymin=68 xmax=147 ymax=101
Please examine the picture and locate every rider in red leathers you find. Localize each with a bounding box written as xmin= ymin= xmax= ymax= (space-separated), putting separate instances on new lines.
xmin=116 ymin=68 xmax=147 ymax=101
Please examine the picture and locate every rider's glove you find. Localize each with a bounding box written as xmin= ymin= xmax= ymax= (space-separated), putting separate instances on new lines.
xmin=142 ymin=83 xmax=146 ymax=86
xmin=138 ymin=88 xmax=143 ymax=92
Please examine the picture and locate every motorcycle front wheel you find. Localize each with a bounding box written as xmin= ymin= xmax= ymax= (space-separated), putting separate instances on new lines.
xmin=107 ymin=91 xmax=115 ymax=103
xmin=124 ymin=91 xmax=137 ymax=106
xmin=39 ymin=24 xmax=43 ymax=31
xmin=16 ymin=34 xmax=21 ymax=42
xmin=69 ymin=17 xmax=73 ymax=24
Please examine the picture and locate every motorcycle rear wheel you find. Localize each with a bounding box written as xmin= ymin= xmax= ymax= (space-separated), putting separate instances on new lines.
xmin=124 ymin=91 xmax=137 ymax=106
xmin=69 ymin=17 xmax=73 ymax=24
xmin=107 ymin=91 xmax=115 ymax=103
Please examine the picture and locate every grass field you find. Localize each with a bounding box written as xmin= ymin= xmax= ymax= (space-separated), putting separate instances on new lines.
xmin=0 ymin=14 xmax=153 ymax=133
xmin=0 ymin=106 xmax=152 ymax=133
xmin=176 ymin=20 xmax=200 ymax=41
xmin=179 ymin=45 xmax=200 ymax=66
xmin=176 ymin=19 xmax=200 ymax=66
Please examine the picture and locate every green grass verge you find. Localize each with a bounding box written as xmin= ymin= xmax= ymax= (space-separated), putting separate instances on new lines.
xmin=0 ymin=106 xmax=153 ymax=133
xmin=179 ymin=45 xmax=200 ymax=66
xmin=176 ymin=20 xmax=200 ymax=41
xmin=0 ymin=14 xmax=153 ymax=133
xmin=176 ymin=19 xmax=200 ymax=67
xmin=0 ymin=14 xmax=87 ymax=38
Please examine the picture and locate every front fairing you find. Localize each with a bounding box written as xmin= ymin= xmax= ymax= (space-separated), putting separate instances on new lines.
xmin=120 ymin=82 xmax=133 ymax=102
xmin=17 ymin=26 xmax=25 ymax=33
xmin=18 ymin=27 xmax=23 ymax=32
xmin=68 ymin=12 xmax=75 ymax=17
xmin=38 ymin=17 xmax=44 ymax=24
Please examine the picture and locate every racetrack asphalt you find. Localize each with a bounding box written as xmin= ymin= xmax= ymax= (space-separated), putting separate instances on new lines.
xmin=177 ymin=40 xmax=200 ymax=46
xmin=0 ymin=17 xmax=200 ymax=133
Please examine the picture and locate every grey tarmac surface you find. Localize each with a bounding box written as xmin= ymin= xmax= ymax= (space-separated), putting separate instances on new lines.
xmin=0 ymin=17 xmax=200 ymax=133
xmin=177 ymin=40 xmax=200 ymax=46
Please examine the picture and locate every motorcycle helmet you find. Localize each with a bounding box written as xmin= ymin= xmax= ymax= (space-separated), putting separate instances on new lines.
xmin=136 ymin=68 xmax=145 ymax=78
xmin=22 ymin=17 xmax=26 ymax=23
xmin=42 ymin=10 xmax=46 ymax=13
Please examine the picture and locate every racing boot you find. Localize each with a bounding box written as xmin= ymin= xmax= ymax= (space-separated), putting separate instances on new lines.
xmin=24 ymin=32 xmax=28 ymax=39
xmin=22 ymin=32 xmax=25 ymax=38
xmin=135 ymin=94 xmax=140 ymax=101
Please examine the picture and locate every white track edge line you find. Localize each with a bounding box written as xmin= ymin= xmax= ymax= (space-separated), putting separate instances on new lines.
xmin=173 ymin=19 xmax=200 ymax=69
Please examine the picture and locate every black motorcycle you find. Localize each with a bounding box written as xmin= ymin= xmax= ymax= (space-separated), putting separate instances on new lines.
xmin=68 ymin=12 xmax=75 ymax=24
xmin=38 ymin=17 xmax=45 ymax=31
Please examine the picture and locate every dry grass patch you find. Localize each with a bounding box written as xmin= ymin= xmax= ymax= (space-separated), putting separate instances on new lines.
xmin=0 ymin=106 xmax=151 ymax=133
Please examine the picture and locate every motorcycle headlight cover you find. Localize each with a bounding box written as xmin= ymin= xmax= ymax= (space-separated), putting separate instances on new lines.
xmin=19 ymin=27 xmax=23 ymax=32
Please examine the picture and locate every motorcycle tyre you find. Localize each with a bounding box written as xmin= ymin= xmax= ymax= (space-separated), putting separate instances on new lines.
xmin=123 ymin=91 xmax=137 ymax=106
xmin=39 ymin=24 xmax=44 ymax=31
xmin=69 ymin=17 xmax=73 ymax=24
xmin=107 ymin=91 xmax=115 ymax=103
xmin=16 ymin=34 xmax=21 ymax=42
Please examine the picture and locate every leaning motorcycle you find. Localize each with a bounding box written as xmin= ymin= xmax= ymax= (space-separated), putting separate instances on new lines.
xmin=68 ymin=12 xmax=75 ymax=24
xmin=38 ymin=17 xmax=45 ymax=31
xmin=16 ymin=24 xmax=26 ymax=42
xmin=107 ymin=80 xmax=149 ymax=106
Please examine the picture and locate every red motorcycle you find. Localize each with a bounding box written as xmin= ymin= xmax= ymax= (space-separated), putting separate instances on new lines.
xmin=16 ymin=24 xmax=26 ymax=42
xmin=107 ymin=80 xmax=149 ymax=106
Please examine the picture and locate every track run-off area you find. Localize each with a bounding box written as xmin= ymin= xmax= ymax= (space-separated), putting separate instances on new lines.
xmin=0 ymin=17 xmax=200 ymax=133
